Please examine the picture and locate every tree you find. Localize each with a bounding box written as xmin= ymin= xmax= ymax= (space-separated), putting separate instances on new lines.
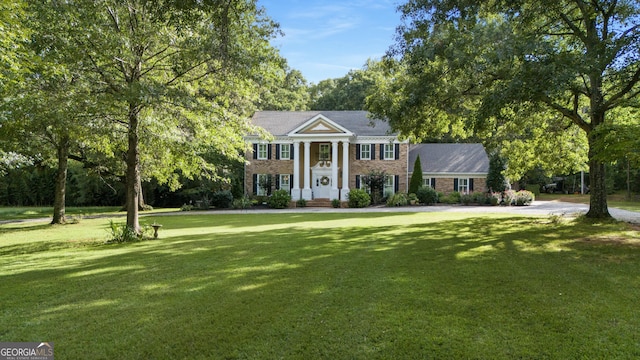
xmin=258 ymin=66 xmax=310 ymax=110
xmin=409 ymin=155 xmax=423 ymax=194
xmin=486 ymin=153 xmax=508 ymax=194
xmin=309 ymin=59 xmax=380 ymax=110
xmin=373 ymin=0 xmax=640 ymax=219
xmin=30 ymin=1 xmax=281 ymax=233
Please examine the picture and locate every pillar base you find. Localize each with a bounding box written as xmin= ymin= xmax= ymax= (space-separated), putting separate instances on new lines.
xmin=340 ymin=188 xmax=350 ymax=201
xmin=302 ymin=188 xmax=313 ymax=200
xmin=330 ymin=189 xmax=340 ymax=200
xmin=291 ymin=188 xmax=301 ymax=201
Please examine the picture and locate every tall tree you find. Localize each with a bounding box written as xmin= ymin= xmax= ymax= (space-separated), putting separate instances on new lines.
xmin=310 ymin=59 xmax=380 ymax=110
xmin=34 ymin=0 xmax=280 ymax=233
xmin=373 ymin=0 xmax=640 ymax=218
xmin=409 ymin=155 xmax=423 ymax=194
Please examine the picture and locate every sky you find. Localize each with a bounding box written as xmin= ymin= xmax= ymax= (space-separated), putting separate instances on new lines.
xmin=258 ymin=0 xmax=403 ymax=84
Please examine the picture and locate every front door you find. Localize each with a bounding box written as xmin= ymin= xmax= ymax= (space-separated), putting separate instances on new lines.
xmin=313 ymin=173 xmax=331 ymax=199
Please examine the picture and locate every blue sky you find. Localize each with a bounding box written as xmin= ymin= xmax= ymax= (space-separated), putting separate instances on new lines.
xmin=258 ymin=0 xmax=402 ymax=84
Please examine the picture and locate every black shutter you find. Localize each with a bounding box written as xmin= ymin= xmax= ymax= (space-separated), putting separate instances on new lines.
xmin=431 ymin=178 xmax=436 ymax=189
xmin=394 ymin=144 xmax=400 ymax=160
xmin=380 ymin=144 xmax=384 ymax=160
xmin=290 ymin=174 xmax=294 ymax=191
xmin=356 ymin=144 xmax=361 ymax=160
xmin=253 ymin=144 xmax=257 ymax=159
xmin=267 ymin=144 xmax=272 ymax=160
xmin=275 ymin=144 xmax=280 ymax=160
xmin=394 ymin=175 xmax=400 ymax=193
xmin=355 ymin=175 xmax=360 ymax=189
xmin=275 ymin=174 xmax=280 ymax=189
xmin=370 ymin=145 xmax=375 ymax=160
xmin=253 ymin=174 xmax=258 ymax=194
xmin=454 ymin=178 xmax=459 ymax=192
xmin=470 ymin=179 xmax=474 ymax=192
xmin=290 ymin=145 xmax=295 ymax=160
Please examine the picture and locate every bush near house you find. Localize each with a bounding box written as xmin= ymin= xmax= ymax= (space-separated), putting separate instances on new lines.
xmin=347 ymin=189 xmax=371 ymax=208
xmin=267 ymin=190 xmax=291 ymax=209
xmin=386 ymin=193 xmax=408 ymax=207
xmin=416 ymin=186 xmax=438 ymax=205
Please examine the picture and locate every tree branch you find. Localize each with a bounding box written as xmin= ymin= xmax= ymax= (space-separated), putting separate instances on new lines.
xmin=604 ymin=66 xmax=640 ymax=109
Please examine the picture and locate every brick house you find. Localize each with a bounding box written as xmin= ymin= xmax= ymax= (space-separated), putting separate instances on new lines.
xmin=244 ymin=111 xmax=489 ymax=201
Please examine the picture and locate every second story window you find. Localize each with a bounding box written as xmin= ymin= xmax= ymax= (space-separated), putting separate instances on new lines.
xmin=280 ymin=144 xmax=290 ymax=160
xmin=360 ymin=144 xmax=371 ymax=160
xmin=257 ymin=144 xmax=268 ymax=160
xmin=319 ymin=143 xmax=330 ymax=161
xmin=384 ymin=143 xmax=395 ymax=160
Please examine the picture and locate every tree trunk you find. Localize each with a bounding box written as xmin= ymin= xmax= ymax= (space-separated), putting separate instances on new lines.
xmin=125 ymin=104 xmax=141 ymax=233
xmin=51 ymin=135 xmax=70 ymax=225
xmin=585 ymin=131 xmax=611 ymax=219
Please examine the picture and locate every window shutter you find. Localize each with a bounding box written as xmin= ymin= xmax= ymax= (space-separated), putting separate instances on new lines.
xmin=380 ymin=144 xmax=384 ymax=160
xmin=394 ymin=144 xmax=400 ymax=160
xmin=469 ymin=179 xmax=474 ymax=192
xmin=431 ymin=178 xmax=436 ymax=189
xmin=275 ymin=174 xmax=280 ymax=189
xmin=394 ymin=175 xmax=400 ymax=193
xmin=267 ymin=144 xmax=272 ymax=160
xmin=370 ymin=145 xmax=375 ymax=160
xmin=355 ymin=175 xmax=360 ymax=189
xmin=275 ymin=144 xmax=280 ymax=160
xmin=356 ymin=144 xmax=361 ymax=160
xmin=454 ymin=178 xmax=459 ymax=192
xmin=290 ymin=174 xmax=294 ymax=191
xmin=290 ymin=145 xmax=295 ymax=160
xmin=253 ymin=174 xmax=258 ymax=194
xmin=253 ymin=144 xmax=257 ymax=159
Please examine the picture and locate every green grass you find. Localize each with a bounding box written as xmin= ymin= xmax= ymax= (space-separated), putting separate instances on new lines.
xmin=2 ymin=212 xmax=640 ymax=359
xmin=0 ymin=206 xmax=179 ymax=221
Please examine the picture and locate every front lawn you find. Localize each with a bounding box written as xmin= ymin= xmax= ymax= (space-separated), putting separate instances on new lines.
xmin=1 ymin=212 xmax=640 ymax=359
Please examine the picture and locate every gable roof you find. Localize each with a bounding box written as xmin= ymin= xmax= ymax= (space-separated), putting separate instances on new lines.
xmin=409 ymin=143 xmax=490 ymax=174
xmin=250 ymin=111 xmax=395 ymax=137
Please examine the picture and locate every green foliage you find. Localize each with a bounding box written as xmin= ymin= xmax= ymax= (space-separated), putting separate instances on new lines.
xmin=409 ymin=155 xmax=423 ymax=194
xmin=267 ymin=190 xmax=291 ymax=209
xmin=514 ymin=190 xmax=535 ymax=206
xmin=107 ymin=220 xmax=141 ymax=243
xmin=180 ymin=204 xmax=194 ymax=212
xmin=232 ymin=197 xmax=252 ymax=210
xmin=211 ymin=190 xmax=233 ymax=209
xmin=486 ymin=153 xmax=508 ymax=193
xmin=386 ymin=193 xmax=408 ymax=207
xmin=416 ymin=186 xmax=438 ymax=205
xmin=331 ymin=199 xmax=341 ymax=208
xmin=347 ymin=189 xmax=371 ymax=208
xmin=296 ymin=198 xmax=307 ymax=208
xmin=362 ymin=170 xmax=386 ymax=205
xmin=440 ymin=191 xmax=461 ymax=204
xmin=309 ymin=60 xmax=379 ymax=110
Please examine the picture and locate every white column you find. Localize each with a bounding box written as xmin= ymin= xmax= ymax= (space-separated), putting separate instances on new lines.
xmin=330 ymin=141 xmax=340 ymax=200
xmin=292 ymin=141 xmax=301 ymax=200
xmin=302 ymin=141 xmax=312 ymax=200
xmin=341 ymin=141 xmax=350 ymax=201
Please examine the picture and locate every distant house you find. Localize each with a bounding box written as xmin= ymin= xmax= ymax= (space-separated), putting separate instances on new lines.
xmin=244 ymin=111 xmax=490 ymax=201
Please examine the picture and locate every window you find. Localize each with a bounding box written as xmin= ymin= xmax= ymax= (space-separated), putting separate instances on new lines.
xmin=280 ymin=144 xmax=290 ymax=160
xmin=457 ymin=178 xmax=469 ymax=194
xmin=360 ymin=144 xmax=371 ymax=160
xmin=257 ymin=144 xmax=268 ymax=160
xmin=384 ymin=175 xmax=395 ymax=197
xmin=256 ymin=174 xmax=270 ymax=196
xmin=423 ymin=178 xmax=436 ymax=188
xmin=384 ymin=143 xmax=395 ymax=160
xmin=279 ymin=174 xmax=290 ymax=191
xmin=356 ymin=175 xmax=371 ymax=193
xmin=319 ymin=143 xmax=330 ymax=161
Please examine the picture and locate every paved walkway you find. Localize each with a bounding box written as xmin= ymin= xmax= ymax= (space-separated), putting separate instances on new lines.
xmin=2 ymin=201 xmax=639 ymax=225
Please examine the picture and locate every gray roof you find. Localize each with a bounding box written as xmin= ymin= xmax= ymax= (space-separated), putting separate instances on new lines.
xmin=250 ymin=111 xmax=395 ymax=136
xmin=409 ymin=143 xmax=490 ymax=174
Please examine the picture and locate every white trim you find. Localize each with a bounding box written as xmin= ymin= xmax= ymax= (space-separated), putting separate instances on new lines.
xmin=287 ymin=114 xmax=354 ymax=137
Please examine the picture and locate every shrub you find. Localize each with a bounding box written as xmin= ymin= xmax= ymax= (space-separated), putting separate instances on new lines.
xmin=440 ymin=191 xmax=461 ymax=204
xmin=489 ymin=193 xmax=501 ymax=206
xmin=180 ymin=203 xmax=194 ymax=211
xmin=409 ymin=156 xmax=424 ymax=194
xmin=211 ymin=190 xmax=233 ymax=209
xmin=347 ymin=189 xmax=371 ymax=208
xmin=386 ymin=193 xmax=408 ymax=207
xmin=106 ymin=220 xmax=149 ymax=243
xmin=267 ymin=189 xmax=291 ymax=209
xmin=331 ymin=199 xmax=341 ymax=208
xmin=232 ymin=197 xmax=251 ymax=209
xmin=472 ymin=192 xmax=489 ymax=205
xmin=416 ymin=186 xmax=438 ymax=205
xmin=515 ymin=190 xmax=535 ymax=206
xmin=460 ymin=193 xmax=473 ymax=205
xmin=503 ymin=190 xmax=517 ymax=206
xmin=296 ymin=198 xmax=307 ymax=208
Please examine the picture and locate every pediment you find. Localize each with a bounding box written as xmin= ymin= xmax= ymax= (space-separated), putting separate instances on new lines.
xmin=288 ymin=115 xmax=353 ymax=136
